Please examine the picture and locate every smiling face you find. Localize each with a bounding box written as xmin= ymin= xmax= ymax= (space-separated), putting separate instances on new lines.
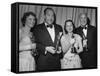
xmin=44 ymin=9 xmax=54 ymax=25
xmin=25 ymin=15 xmax=36 ymax=28
xmin=65 ymin=21 xmax=73 ymax=33
xmin=80 ymin=13 xmax=87 ymax=27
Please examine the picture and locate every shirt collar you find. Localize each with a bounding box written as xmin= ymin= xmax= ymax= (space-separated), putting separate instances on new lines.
xmin=82 ymin=24 xmax=88 ymax=30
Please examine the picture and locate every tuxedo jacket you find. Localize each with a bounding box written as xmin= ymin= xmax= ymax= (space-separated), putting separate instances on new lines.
xmin=75 ymin=25 xmax=97 ymax=53
xmin=33 ymin=23 xmax=63 ymax=71
xmin=75 ymin=25 xmax=97 ymax=67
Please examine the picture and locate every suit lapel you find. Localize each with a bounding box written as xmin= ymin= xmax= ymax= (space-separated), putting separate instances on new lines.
xmin=87 ymin=25 xmax=90 ymax=38
xmin=54 ymin=25 xmax=59 ymax=47
xmin=79 ymin=27 xmax=84 ymax=39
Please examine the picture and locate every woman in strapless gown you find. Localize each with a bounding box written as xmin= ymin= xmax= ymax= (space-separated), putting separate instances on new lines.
xmin=60 ymin=20 xmax=83 ymax=69
xmin=19 ymin=12 xmax=37 ymax=71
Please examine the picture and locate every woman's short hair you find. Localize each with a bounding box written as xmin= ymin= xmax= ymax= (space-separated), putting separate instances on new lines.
xmin=21 ymin=12 xmax=37 ymax=27
xmin=64 ymin=19 xmax=75 ymax=34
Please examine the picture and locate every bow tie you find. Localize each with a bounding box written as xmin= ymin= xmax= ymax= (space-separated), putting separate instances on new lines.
xmin=83 ymin=26 xmax=87 ymax=30
xmin=47 ymin=24 xmax=53 ymax=28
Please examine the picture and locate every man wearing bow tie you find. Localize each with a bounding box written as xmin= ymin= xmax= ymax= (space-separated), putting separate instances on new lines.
xmin=33 ymin=8 xmax=63 ymax=71
xmin=75 ymin=13 xmax=97 ymax=68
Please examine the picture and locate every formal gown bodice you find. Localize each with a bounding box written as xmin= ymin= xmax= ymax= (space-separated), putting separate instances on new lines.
xmin=61 ymin=34 xmax=82 ymax=69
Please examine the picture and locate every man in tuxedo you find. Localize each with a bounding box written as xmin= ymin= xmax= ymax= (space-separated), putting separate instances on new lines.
xmin=75 ymin=13 xmax=97 ymax=68
xmin=33 ymin=8 xmax=63 ymax=71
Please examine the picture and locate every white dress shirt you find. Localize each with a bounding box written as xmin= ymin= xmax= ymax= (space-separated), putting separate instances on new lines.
xmin=83 ymin=25 xmax=88 ymax=38
xmin=45 ymin=23 xmax=55 ymax=42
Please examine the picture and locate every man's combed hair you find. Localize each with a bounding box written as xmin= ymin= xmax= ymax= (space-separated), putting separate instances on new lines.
xmin=44 ymin=8 xmax=55 ymax=15
xmin=44 ymin=8 xmax=56 ymax=24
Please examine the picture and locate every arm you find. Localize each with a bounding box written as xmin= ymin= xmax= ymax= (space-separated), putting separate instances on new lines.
xmin=77 ymin=35 xmax=83 ymax=53
xmin=33 ymin=27 xmax=47 ymax=55
xmin=36 ymin=42 xmax=46 ymax=53
xmin=35 ymin=39 xmax=56 ymax=55
xmin=60 ymin=36 xmax=71 ymax=54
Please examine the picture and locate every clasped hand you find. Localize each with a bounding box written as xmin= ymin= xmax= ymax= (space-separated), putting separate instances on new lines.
xmin=45 ymin=46 xmax=61 ymax=54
